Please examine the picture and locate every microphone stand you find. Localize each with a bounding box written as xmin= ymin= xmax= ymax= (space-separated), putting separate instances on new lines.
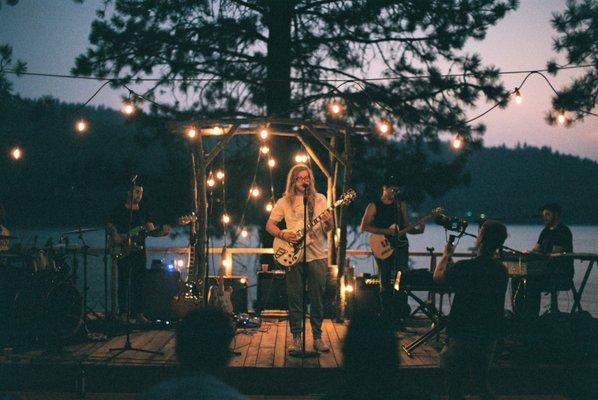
xmin=109 ymin=176 xmax=162 ymax=359
xmin=290 ymin=185 xmax=319 ymax=358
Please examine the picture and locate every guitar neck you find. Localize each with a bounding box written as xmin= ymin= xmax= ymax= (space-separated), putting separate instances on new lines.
xmin=396 ymin=213 xmax=433 ymax=236
xmin=301 ymin=205 xmax=335 ymax=237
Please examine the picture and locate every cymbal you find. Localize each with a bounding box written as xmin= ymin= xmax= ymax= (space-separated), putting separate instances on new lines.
xmin=61 ymin=228 xmax=99 ymax=235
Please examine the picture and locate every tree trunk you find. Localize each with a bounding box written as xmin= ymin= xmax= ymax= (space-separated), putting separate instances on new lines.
xmin=265 ymin=2 xmax=294 ymax=117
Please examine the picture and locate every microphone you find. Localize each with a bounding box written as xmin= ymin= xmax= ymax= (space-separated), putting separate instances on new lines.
xmin=131 ymin=174 xmax=138 ymax=183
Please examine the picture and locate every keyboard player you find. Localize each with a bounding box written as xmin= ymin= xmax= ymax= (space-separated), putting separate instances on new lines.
xmin=513 ymin=203 xmax=573 ymax=318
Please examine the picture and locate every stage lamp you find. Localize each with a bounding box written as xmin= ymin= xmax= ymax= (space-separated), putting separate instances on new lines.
xmin=268 ymin=158 xmax=276 ymax=168
xmin=216 ymin=170 xmax=225 ymax=180
xmin=294 ymin=153 xmax=308 ymax=163
xmin=176 ymin=259 xmax=185 ymax=268
xmin=344 ymin=284 xmax=354 ymax=293
xmin=259 ymin=128 xmax=269 ymax=140
xmin=260 ymin=145 xmax=270 ymax=155
xmin=265 ymin=202 xmax=274 ymax=212
xmin=10 ymin=146 xmax=22 ymax=160
xmin=186 ymin=127 xmax=197 ymax=139
xmin=557 ymin=111 xmax=567 ymax=125
xmin=222 ymin=213 xmax=231 ymax=224
xmin=451 ymin=135 xmax=463 ymax=150
xmin=121 ymin=100 xmax=136 ymax=116
xmin=376 ymin=119 xmax=392 ymax=135
xmin=514 ymin=88 xmax=523 ymax=105
xmin=250 ymin=187 xmax=261 ymax=198
xmin=241 ymin=228 xmax=249 ymax=238
xmin=75 ymin=119 xmax=88 ymax=133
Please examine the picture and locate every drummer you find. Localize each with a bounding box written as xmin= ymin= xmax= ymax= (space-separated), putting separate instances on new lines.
xmin=0 ymin=203 xmax=10 ymax=252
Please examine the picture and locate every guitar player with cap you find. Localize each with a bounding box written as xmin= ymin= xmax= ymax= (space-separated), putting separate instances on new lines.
xmin=106 ymin=180 xmax=171 ymax=323
xmin=360 ymin=174 xmax=425 ymax=327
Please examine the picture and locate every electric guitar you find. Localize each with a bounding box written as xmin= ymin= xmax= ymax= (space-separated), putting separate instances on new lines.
xmin=273 ymin=189 xmax=356 ymax=268
xmin=109 ymin=225 xmax=146 ymax=261
xmin=208 ymin=246 xmax=234 ymax=315
xmin=369 ymin=207 xmax=444 ymax=259
xmin=172 ymin=214 xmax=202 ymax=318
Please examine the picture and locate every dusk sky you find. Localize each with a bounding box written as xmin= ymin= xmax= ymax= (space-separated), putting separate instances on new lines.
xmin=1 ymin=0 xmax=597 ymax=161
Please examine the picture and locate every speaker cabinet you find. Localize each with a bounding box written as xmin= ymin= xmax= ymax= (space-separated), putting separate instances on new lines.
xmin=207 ymin=276 xmax=248 ymax=314
xmin=256 ymin=271 xmax=288 ymax=311
xmin=142 ymin=268 xmax=181 ymax=321
xmin=350 ymin=275 xmax=380 ymax=317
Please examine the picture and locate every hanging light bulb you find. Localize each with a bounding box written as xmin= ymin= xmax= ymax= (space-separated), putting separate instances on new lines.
xmin=328 ymin=100 xmax=344 ymax=116
xmin=75 ymin=119 xmax=88 ymax=133
xmin=222 ymin=258 xmax=231 ymax=268
xmin=239 ymin=277 xmax=247 ymax=285
xmin=186 ymin=127 xmax=197 ymax=139
xmin=212 ymin=126 xmax=224 ymax=135
xmin=176 ymin=259 xmax=185 ymax=268
xmin=207 ymin=171 xmax=216 ymax=187
xmin=240 ymin=228 xmax=249 ymax=238
xmin=265 ymin=202 xmax=274 ymax=212
xmin=294 ymin=153 xmax=308 ymax=163
xmin=259 ymin=128 xmax=269 ymax=140
xmin=452 ymin=135 xmax=463 ymax=150
xmin=260 ymin=145 xmax=270 ymax=154
xmin=268 ymin=158 xmax=276 ymax=168
xmin=514 ymin=88 xmax=523 ymax=104
xmin=250 ymin=187 xmax=261 ymax=198
xmin=121 ymin=100 xmax=136 ymax=116
xmin=216 ymin=170 xmax=225 ymax=180
xmin=222 ymin=213 xmax=231 ymax=224
xmin=557 ymin=111 xmax=567 ymax=125
xmin=376 ymin=119 xmax=392 ymax=135
xmin=344 ymin=284 xmax=354 ymax=293
xmin=10 ymin=146 xmax=22 ymax=160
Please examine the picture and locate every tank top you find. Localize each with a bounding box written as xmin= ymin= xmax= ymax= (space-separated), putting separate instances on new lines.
xmin=372 ymin=198 xmax=407 ymax=242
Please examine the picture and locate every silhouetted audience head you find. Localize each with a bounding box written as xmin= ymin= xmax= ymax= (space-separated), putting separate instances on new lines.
xmin=477 ymin=219 xmax=508 ymax=255
xmin=175 ymin=307 xmax=234 ymax=373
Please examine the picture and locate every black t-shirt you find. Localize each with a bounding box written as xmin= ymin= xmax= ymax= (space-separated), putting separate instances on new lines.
xmin=445 ymin=255 xmax=508 ymax=339
xmin=372 ymin=198 xmax=407 ymax=242
xmin=537 ymin=223 xmax=574 ymax=280
xmin=108 ymin=205 xmax=153 ymax=249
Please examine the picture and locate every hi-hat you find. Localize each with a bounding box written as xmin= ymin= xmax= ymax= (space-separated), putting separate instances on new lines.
xmin=61 ymin=228 xmax=99 ymax=235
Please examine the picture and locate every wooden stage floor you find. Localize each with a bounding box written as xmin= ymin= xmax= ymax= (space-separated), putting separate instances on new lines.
xmin=1 ymin=317 xmax=597 ymax=398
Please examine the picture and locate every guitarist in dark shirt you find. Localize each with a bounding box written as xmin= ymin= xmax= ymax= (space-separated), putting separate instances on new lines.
xmin=360 ymin=175 xmax=425 ymax=326
xmin=106 ymin=184 xmax=171 ymax=322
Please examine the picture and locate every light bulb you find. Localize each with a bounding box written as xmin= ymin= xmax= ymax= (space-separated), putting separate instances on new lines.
xmin=216 ymin=170 xmax=225 ymax=180
xmin=268 ymin=158 xmax=276 ymax=168
xmin=241 ymin=229 xmax=248 ymax=238
xmin=186 ymin=128 xmax=197 ymax=139
xmin=121 ymin=100 xmax=135 ymax=115
xmin=452 ymin=136 xmax=463 ymax=150
xmin=222 ymin=213 xmax=230 ymax=224
xmin=260 ymin=146 xmax=270 ymax=154
xmin=10 ymin=147 xmax=22 ymax=160
xmin=557 ymin=112 xmax=566 ymax=125
xmin=265 ymin=202 xmax=273 ymax=212
xmin=75 ymin=119 xmax=88 ymax=133
xmin=250 ymin=187 xmax=261 ymax=198
xmin=259 ymin=128 xmax=269 ymax=139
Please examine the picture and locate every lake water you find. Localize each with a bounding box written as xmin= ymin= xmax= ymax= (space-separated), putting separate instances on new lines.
xmin=10 ymin=224 xmax=598 ymax=316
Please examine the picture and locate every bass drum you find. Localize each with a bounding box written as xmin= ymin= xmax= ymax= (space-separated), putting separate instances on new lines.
xmin=12 ymin=273 xmax=83 ymax=340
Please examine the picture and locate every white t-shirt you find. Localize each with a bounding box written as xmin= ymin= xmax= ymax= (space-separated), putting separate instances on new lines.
xmin=269 ymin=193 xmax=328 ymax=262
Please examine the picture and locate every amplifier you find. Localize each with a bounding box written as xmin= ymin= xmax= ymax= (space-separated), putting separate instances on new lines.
xmin=142 ymin=268 xmax=181 ymax=321
xmin=256 ymin=271 xmax=288 ymax=311
xmin=350 ymin=275 xmax=380 ymax=317
xmin=207 ymin=276 xmax=248 ymax=314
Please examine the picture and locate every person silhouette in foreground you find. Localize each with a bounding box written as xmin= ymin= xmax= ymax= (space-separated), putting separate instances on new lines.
xmin=142 ymin=307 xmax=246 ymax=400
xmin=325 ymin=311 xmax=401 ymax=400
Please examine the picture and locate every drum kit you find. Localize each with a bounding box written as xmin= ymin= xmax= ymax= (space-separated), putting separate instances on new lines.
xmin=0 ymin=228 xmax=98 ymax=343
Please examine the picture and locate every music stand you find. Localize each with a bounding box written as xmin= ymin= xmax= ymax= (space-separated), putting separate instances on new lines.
xmin=289 ymin=186 xmax=319 ymax=358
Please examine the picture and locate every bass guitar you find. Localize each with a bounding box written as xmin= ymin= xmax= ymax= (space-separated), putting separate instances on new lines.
xmin=172 ymin=214 xmax=202 ymax=318
xmin=369 ymin=207 xmax=444 ymax=259
xmin=273 ymin=189 xmax=356 ymax=268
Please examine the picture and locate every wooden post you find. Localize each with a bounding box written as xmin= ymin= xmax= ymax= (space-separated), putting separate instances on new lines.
xmin=336 ymin=128 xmax=351 ymax=320
xmin=193 ymin=135 xmax=209 ymax=305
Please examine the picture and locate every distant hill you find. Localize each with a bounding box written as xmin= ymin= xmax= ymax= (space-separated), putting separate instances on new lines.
xmin=421 ymin=145 xmax=598 ymax=225
xmin=1 ymin=95 xmax=597 ymax=227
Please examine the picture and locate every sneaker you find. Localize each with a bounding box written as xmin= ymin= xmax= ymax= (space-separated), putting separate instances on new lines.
xmin=313 ymin=338 xmax=330 ymax=352
xmin=288 ymin=334 xmax=302 ymax=353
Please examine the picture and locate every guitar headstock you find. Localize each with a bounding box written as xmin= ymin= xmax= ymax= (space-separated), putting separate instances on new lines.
xmin=335 ymin=189 xmax=357 ymax=207
xmin=431 ymin=207 xmax=445 ymax=217
xmin=178 ymin=213 xmax=198 ymax=226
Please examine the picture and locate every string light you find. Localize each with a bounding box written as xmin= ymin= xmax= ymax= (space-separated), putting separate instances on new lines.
xmin=75 ymin=119 xmax=88 ymax=133
xmin=10 ymin=147 xmax=22 ymax=160
xmin=328 ymin=100 xmax=344 ymax=116
xmin=222 ymin=213 xmax=231 ymax=224
xmin=240 ymin=277 xmax=247 ymax=285
xmin=260 ymin=145 xmax=270 ymax=154
xmin=268 ymin=158 xmax=276 ymax=168
xmin=221 ymin=258 xmax=231 ymax=268
xmin=176 ymin=259 xmax=185 ymax=268
xmin=240 ymin=228 xmax=249 ymax=238
xmin=376 ymin=119 xmax=392 ymax=135
xmin=216 ymin=170 xmax=225 ymax=180
xmin=186 ymin=127 xmax=197 ymax=139
xmin=121 ymin=100 xmax=135 ymax=115
xmin=294 ymin=153 xmax=308 ymax=163
xmin=514 ymin=88 xmax=523 ymax=104
xmin=212 ymin=126 xmax=224 ymax=135
xmin=557 ymin=111 xmax=567 ymax=125
xmin=344 ymin=284 xmax=354 ymax=293
xmin=452 ymin=135 xmax=464 ymax=150
xmin=259 ymin=128 xmax=269 ymax=140
xmin=207 ymin=171 xmax=216 ymax=187
xmin=250 ymin=187 xmax=261 ymax=198
xmin=265 ymin=202 xmax=274 ymax=212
